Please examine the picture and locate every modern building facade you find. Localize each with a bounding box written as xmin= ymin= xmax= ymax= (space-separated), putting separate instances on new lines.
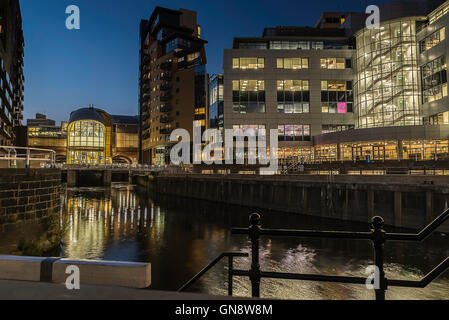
xmin=0 ymin=0 xmax=24 ymax=146
xmin=223 ymin=25 xmax=357 ymax=162
xmin=139 ymin=6 xmax=208 ymax=165
xmin=222 ymin=0 xmax=449 ymax=165
xmin=27 ymin=113 xmax=67 ymax=162
xmin=67 ymin=107 xmax=138 ymax=165
xmin=208 ymin=74 xmax=224 ymax=141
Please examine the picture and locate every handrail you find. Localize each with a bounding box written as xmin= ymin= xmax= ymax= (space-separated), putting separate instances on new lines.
xmin=178 ymin=252 xmax=249 ymax=294
xmin=0 ymin=146 xmax=56 ymax=168
xmin=230 ymin=212 xmax=449 ymax=300
xmin=385 ymin=208 xmax=449 ymax=241
xmin=232 ymin=228 xmax=373 ymax=240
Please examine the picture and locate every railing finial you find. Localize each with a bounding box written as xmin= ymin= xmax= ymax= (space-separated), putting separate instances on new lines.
xmin=371 ymin=216 xmax=385 ymax=231
xmin=250 ymin=213 xmax=261 ymax=227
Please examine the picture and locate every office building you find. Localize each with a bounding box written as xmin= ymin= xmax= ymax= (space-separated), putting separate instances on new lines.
xmin=222 ymin=0 xmax=449 ymax=165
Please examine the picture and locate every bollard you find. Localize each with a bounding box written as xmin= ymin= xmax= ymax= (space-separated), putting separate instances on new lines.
xmin=371 ymin=216 xmax=387 ymax=300
xmin=249 ymin=213 xmax=262 ymax=298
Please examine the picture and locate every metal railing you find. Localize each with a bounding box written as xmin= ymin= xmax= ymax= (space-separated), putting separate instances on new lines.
xmin=178 ymin=252 xmax=249 ymax=294
xmin=179 ymin=209 xmax=449 ymax=300
xmin=0 ymin=146 xmax=56 ymax=168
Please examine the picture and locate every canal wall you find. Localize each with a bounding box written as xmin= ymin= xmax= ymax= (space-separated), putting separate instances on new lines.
xmin=135 ymin=174 xmax=449 ymax=231
xmin=0 ymin=169 xmax=61 ymax=225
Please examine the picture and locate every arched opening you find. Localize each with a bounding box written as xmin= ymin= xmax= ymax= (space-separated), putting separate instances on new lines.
xmin=112 ymin=155 xmax=132 ymax=164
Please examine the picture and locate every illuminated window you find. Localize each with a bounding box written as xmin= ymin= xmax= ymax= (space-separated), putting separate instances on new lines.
xmin=276 ymin=58 xmax=309 ymax=69
xmin=277 ymin=80 xmax=310 ymax=114
xmin=232 ymin=80 xmax=265 ymax=113
xmin=278 ymin=125 xmax=311 ymax=142
xmin=321 ymin=81 xmax=353 ymax=113
xmin=420 ymin=28 xmax=445 ymax=53
xmin=421 ymin=56 xmax=448 ymax=103
xmin=232 ymin=58 xmax=264 ymax=69
xmin=320 ymin=58 xmax=349 ymax=69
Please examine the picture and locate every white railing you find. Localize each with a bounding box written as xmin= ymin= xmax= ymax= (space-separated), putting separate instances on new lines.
xmin=61 ymin=163 xmax=167 ymax=172
xmin=0 ymin=146 xmax=56 ymax=168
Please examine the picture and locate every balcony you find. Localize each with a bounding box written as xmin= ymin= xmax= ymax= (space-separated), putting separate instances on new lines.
xmin=141 ymin=93 xmax=150 ymax=102
xmin=160 ymin=116 xmax=172 ymax=124
xmin=160 ymin=94 xmax=171 ymax=102
xmin=160 ymin=127 xmax=173 ymax=135
xmin=142 ymin=123 xmax=151 ymax=131
xmin=160 ymin=105 xmax=172 ymax=113
xmin=142 ymin=113 xmax=150 ymax=122
xmin=161 ymin=72 xmax=172 ymax=81
xmin=142 ymin=54 xmax=150 ymax=64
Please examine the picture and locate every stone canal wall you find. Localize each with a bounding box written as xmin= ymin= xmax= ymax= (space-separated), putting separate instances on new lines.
xmin=0 ymin=169 xmax=61 ymax=225
xmin=135 ymin=174 xmax=449 ymax=231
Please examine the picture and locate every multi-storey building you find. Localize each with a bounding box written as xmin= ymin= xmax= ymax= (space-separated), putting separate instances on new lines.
xmin=223 ymin=25 xmax=358 ymax=162
xmin=27 ymin=114 xmax=67 ymax=162
xmin=221 ymin=0 xmax=449 ymax=166
xmin=139 ymin=7 xmax=208 ymax=165
xmin=0 ymin=0 xmax=24 ymax=146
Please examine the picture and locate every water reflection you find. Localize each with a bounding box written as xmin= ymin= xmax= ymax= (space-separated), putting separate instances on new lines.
xmin=0 ymin=183 xmax=448 ymax=299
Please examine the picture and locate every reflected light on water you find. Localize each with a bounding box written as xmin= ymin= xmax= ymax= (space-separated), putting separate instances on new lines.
xmin=1 ymin=183 xmax=448 ymax=298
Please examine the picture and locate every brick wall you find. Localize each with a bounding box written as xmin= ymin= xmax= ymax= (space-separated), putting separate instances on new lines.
xmin=0 ymin=169 xmax=61 ymax=225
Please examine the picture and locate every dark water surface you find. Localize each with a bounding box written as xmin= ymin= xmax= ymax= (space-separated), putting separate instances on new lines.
xmin=0 ymin=183 xmax=448 ymax=300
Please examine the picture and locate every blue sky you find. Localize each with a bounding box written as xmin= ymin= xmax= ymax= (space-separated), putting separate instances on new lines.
xmin=21 ymin=0 xmax=392 ymax=123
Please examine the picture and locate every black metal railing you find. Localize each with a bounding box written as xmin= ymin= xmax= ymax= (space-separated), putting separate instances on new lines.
xmin=178 ymin=252 xmax=249 ymax=294
xmin=179 ymin=209 xmax=449 ymax=300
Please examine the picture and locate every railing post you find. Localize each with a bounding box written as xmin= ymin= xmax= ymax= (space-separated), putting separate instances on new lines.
xmin=371 ymin=216 xmax=387 ymax=300
xmin=249 ymin=213 xmax=261 ymax=298
xmin=26 ymin=149 xmax=30 ymax=168
xmin=228 ymin=255 xmax=233 ymax=296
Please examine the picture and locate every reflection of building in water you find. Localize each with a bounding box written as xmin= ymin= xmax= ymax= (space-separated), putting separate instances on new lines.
xmin=67 ymin=106 xmax=139 ymax=165
xmin=63 ymin=187 xmax=165 ymax=260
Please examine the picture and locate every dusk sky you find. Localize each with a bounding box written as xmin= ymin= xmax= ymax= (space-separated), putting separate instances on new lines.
xmin=21 ymin=0 xmax=393 ymax=123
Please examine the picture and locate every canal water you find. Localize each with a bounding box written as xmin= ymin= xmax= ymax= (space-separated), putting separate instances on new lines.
xmin=0 ymin=183 xmax=448 ymax=300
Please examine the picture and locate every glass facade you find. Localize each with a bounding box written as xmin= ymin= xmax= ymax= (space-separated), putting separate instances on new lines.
xmin=320 ymin=58 xmax=350 ymax=69
xmin=277 ymin=80 xmax=310 ymax=114
xmin=232 ymin=80 xmax=265 ymax=113
xmin=421 ymin=56 xmax=448 ymax=103
xmin=355 ymin=20 xmax=421 ymax=128
xmin=321 ymin=80 xmax=353 ymax=113
xmin=67 ymin=121 xmax=107 ymax=165
xmin=232 ymin=58 xmax=264 ymax=70
xmin=419 ymin=28 xmax=445 ymax=53
xmin=277 ymin=140 xmax=449 ymax=163
xmin=276 ymin=58 xmax=309 ymax=69
xmin=278 ymin=125 xmax=311 ymax=142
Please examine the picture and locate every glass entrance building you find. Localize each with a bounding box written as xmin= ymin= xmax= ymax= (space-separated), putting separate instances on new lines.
xmin=67 ymin=107 xmax=111 ymax=165
xmin=66 ymin=107 xmax=139 ymax=165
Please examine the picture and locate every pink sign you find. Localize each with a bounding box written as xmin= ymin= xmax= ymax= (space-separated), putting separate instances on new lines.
xmin=337 ymin=103 xmax=347 ymax=114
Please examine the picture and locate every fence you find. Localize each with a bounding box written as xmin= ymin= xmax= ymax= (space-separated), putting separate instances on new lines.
xmin=0 ymin=146 xmax=56 ymax=168
xmin=179 ymin=209 xmax=449 ymax=300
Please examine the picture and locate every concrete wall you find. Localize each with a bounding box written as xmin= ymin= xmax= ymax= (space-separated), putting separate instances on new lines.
xmin=0 ymin=169 xmax=61 ymax=225
xmin=137 ymin=174 xmax=449 ymax=231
